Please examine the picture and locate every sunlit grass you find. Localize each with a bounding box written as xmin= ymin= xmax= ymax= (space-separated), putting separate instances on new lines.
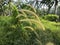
xmin=41 ymin=18 xmax=60 ymax=32
xmin=25 ymin=4 xmax=36 ymax=13
xmin=46 ymin=42 xmax=54 ymax=45
xmin=17 ymin=9 xmax=45 ymax=30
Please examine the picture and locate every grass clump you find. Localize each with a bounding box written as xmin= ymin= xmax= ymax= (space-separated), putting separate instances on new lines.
xmin=18 ymin=9 xmax=45 ymax=30
xmin=42 ymin=14 xmax=59 ymax=21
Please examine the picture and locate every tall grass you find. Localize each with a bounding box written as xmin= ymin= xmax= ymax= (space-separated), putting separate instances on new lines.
xmin=1 ymin=4 xmax=58 ymax=45
xmin=18 ymin=9 xmax=45 ymax=30
xmin=21 ymin=4 xmax=36 ymax=13
xmin=25 ymin=4 xmax=36 ymax=13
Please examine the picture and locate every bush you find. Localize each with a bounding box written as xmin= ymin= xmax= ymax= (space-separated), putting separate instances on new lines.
xmin=43 ymin=14 xmax=59 ymax=21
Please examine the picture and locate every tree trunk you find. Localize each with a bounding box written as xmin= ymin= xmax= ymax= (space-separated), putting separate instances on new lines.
xmin=54 ymin=0 xmax=58 ymax=14
xmin=47 ymin=5 xmax=51 ymax=14
xmin=8 ymin=0 xmax=12 ymax=15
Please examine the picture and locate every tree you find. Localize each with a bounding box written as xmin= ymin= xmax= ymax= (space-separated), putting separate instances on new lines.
xmin=41 ymin=0 xmax=54 ymax=14
xmin=0 ymin=0 xmax=5 ymax=15
xmin=8 ymin=0 xmax=12 ymax=15
xmin=25 ymin=0 xmax=54 ymax=15
xmin=54 ymin=0 xmax=58 ymax=14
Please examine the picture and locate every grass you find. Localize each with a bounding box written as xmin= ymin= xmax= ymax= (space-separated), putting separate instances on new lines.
xmin=41 ymin=18 xmax=60 ymax=45
xmin=41 ymin=18 xmax=60 ymax=32
xmin=0 ymin=3 xmax=60 ymax=45
xmin=18 ymin=9 xmax=45 ymax=30
xmin=0 ymin=16 xmax=60 ymax=45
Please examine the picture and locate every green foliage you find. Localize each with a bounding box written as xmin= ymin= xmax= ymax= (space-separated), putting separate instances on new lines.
xmin=0 ymin=14 xmax=60 ymax=45
xmin=0 ymin=13 xmax=60 ymax=45
xmin=53 ymin=31 xmax=60 ymax=45
xmin=41 ymin=18 xmax=60 ymax=31
xmin=0 ymin=7 xmax=46 ymax=45
xmin=43 ymin=14 xmax=59 ymax=21
xmin=0 ymin=2 xmax=60 ymax=45
xmin=41 ymin=18 xmax=60 ymax=45
xmin=0 ymin=9 xmax=55 ymax=45
xmin=0 ymin=16 xmax=54 ymax=45
xmin=12 ymin=4 xmax=19 ymax=17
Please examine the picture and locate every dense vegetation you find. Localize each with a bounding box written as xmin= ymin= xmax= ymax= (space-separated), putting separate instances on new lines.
xmin=0 ymin=0 xmax=60 ymax=45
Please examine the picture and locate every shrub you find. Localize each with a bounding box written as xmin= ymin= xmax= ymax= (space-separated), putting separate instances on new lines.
xmin=43 ymin=14 xmax=59 ymax=21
